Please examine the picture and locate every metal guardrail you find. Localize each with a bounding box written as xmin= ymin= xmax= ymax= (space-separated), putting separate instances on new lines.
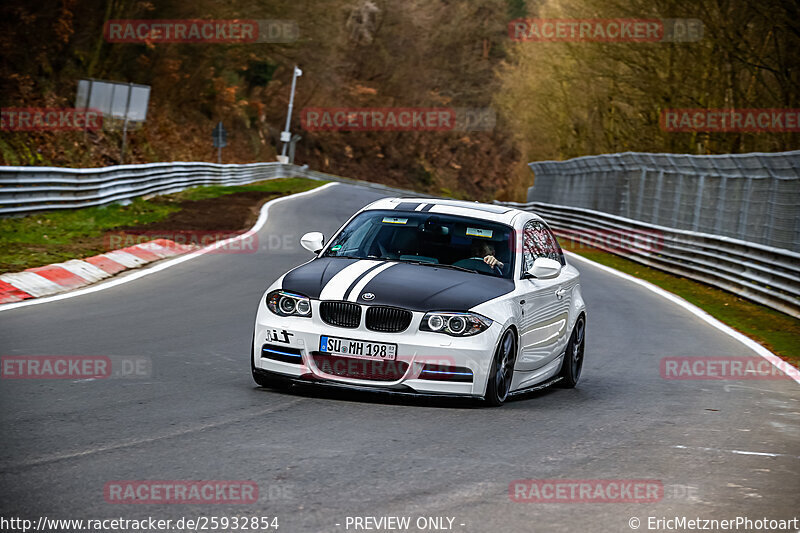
xmin=0 ymin=162 xmax=291 ymax=215
xmin=527 ymin=151 xmax=800 ymax=252
xmin=500 ymin=200 xmax=800 ymax=318
xmin=0 ymin=162 xmax=426 ymax=216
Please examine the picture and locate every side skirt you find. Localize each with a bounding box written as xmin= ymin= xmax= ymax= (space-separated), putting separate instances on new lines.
xmin=508 ymin=376 xmax=563 ymax=397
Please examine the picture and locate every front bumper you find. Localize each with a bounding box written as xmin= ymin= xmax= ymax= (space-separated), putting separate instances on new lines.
xmin=253 ymin=301 xmax=502 ymax=397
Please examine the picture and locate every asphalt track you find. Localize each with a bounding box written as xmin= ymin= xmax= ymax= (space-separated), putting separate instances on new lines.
xmin=1 ymin=182 xmax=798 ymax=533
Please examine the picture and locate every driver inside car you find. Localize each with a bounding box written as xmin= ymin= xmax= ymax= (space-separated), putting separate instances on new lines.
xmin=471 ymin=241 xmax=504 ymax=269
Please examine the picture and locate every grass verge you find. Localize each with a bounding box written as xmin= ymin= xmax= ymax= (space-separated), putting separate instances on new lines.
xmin=0 ymin=177 xmax=326 ymax=273
xmin=560 ymin=237 xmax=800 ymax=367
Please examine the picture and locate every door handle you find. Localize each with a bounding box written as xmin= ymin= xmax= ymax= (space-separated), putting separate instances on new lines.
xmin=555 ymin=287 xmax=567 ymax=299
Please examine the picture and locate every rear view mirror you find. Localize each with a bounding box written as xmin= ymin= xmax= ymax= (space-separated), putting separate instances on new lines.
xmin=526 ymin=257 xmax=562 ymax=279
xmin=300 ymin=232 xmax=325 ymax=254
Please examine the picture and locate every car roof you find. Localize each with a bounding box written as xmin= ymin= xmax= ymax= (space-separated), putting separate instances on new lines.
xmin=361 ymin=197 xmax=541 ymax=225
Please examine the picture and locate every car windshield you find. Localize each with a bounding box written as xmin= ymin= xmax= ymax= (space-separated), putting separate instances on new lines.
xmin=322 ymin=210 xmax=514 ymax=278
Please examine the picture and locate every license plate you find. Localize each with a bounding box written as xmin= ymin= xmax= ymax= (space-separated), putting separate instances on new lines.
xmin=319 ymin=335 xmax=397 ymax=360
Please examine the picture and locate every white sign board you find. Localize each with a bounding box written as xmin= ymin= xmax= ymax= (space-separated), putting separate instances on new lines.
xmin=76 ymin=79 xmax=150 ymax=122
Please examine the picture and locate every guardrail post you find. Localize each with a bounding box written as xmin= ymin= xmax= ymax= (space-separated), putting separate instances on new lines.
xmin=635 ymin=168 xmax=647 ymax=221
xmin=714 ymin=176 xmax=728 ymax=235
xmin=653 ymin=170 xmax=664 ymax=223
xmin=795 ymin=213 xmax=800 ymax=253
xmin=671 ymin=174 xmax=683 ymax=228
xmin=764 ymin=169 xmax=779 ymax=246
xmin=692 ymin=174 xmax=705 ymax=231
xmin=621 ymin=173 xmax=630 ymax=219
xmin=737 ymin=177 xmax=753 ymax=241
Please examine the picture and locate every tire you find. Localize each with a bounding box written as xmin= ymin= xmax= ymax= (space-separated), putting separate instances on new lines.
xmin=558 ymin=314 xmax=585 ymax=388
xmin=484 ymin=329 xmax=516 ymax=406
xmin=250 ymin=333 xmax=291 ymax=390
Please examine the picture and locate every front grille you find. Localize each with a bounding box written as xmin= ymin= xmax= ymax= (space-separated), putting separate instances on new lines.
xmin=365 ymin=306 xmax=412 ymax=333
xmin=312 ymin=353 xmax=409 ymax=381
xmin=320 ymin=301 xmax=361 ymax=328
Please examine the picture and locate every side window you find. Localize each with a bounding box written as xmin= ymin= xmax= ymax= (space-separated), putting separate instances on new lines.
xmin=522 ymin=220 xmax=565 ymax=274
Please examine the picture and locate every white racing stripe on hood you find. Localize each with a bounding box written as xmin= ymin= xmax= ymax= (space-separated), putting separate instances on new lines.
xmin=318 ymin=260 xmax=382 ymax=301
xmin=346 ymin=262 xmax=397 ymax=302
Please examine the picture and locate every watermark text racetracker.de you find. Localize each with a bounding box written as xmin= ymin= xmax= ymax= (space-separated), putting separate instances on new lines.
xmin=660 ymin=356 xmax=797 ymax=380
xmin=548 ymin=228 xmax=663 ymax=254
xmin=510 ymin=479 xmax=663 ymax=503
xmin=1 ymin=108 xmax=103 ymax=131
xmin=509 ymin=225 xmax=664 ymax=255
xmin=306 ymin=354 xmax=466 ymax=382
xmin=660 ymin=108 xmax=800 ymax=132
xmin=510 ymin=480 xmax=702 ymax=507
xmin=1 ymin=355 xmax=152 ymax=379
xmin=508 ymin=18 xmax=703 ymax=42
xmin=104 ymin=19 xmax=298 ymax=43
xmin=104 ymin=231 xmax=259 ymax=255
xmin=104 ymin=480 xmax=257 ymax=504
xmin=301 ymin=107 xmax=496 ymax=132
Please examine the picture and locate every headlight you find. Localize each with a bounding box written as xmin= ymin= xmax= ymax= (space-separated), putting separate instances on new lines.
xmin=267 ymin=290 xmax=312 ymax=317
xmin=420 ymin=312 xmax=492 ymax=336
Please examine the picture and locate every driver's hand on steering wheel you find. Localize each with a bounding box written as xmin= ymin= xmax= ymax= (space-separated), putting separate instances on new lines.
xmin=483 ymin=255 xmax=503 ymax=268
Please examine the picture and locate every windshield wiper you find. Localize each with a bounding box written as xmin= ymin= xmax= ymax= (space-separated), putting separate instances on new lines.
xmin=328 ymin=256 xmax=493 ymax=276
xmin=395 ymin=259 xmax=477 ymax=274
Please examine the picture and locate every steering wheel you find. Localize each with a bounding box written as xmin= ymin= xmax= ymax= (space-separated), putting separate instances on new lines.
xmin=456 ymin=257 xmax=503 ymax=276
xmin=476 ymin=257 xmax=504 ymax=276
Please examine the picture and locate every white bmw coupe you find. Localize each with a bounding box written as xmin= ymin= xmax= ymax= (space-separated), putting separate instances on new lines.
xmin=252 ymin=197 xmax=586 ymax=406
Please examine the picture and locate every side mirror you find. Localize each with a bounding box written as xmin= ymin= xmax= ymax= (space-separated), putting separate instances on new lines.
xmin=526 ymin=257 xmax=562 ymax=280
xmin=300 ymin=232 xmax=325 ymax=254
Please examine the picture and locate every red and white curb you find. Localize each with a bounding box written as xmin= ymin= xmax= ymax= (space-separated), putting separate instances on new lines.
xmin=0 ymin=239 xmax=195 ymax=303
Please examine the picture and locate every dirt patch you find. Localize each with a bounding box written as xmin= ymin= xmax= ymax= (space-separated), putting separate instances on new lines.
xmin=103 ymin=191 xmax=283 ymax=250
xmin=1 ymin=190 xmax=290 ymax=274
xmin=117 ymin=191 xmax=279 ymax=234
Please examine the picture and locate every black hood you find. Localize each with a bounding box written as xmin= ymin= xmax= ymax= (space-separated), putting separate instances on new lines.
xmin=281 ymin=257 xmax=514 ymax=312
xmin=280 ymin=257 xmax=360 ymax=298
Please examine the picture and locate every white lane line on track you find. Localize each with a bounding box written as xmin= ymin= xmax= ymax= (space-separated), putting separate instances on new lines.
xmin=1 ymin=397 xmax=306 ymax=470
xmin=723 ymin=384 xmax=798 ymax=394
xmin=564 ymin=251 xmax=800 ymax=386
xmin=0 ymin=182 xmax=339 ymax=313
xmin=672 ymin=445 xmax=800 ymax=460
